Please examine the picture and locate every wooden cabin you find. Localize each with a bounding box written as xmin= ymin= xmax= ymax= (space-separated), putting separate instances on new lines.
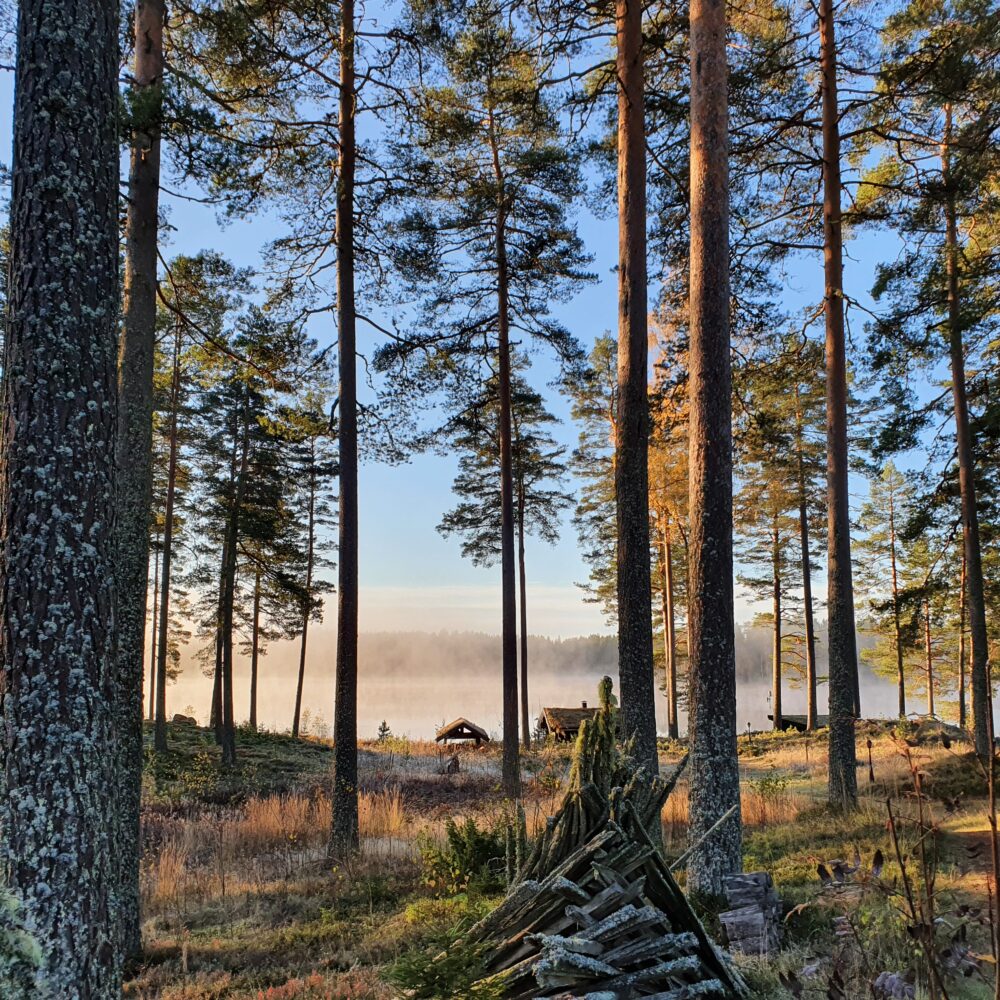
xmin=538 ymin=702 xmax=600 ymax=742
xmin=435 ymin=717 xmax=490 ymax=746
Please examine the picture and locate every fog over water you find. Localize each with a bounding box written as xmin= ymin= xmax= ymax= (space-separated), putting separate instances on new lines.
xmin=153 ymin=625 xmax=917 ymax=739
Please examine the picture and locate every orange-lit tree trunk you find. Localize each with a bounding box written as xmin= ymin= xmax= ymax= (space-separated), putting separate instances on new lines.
xmin=687 ymin=0 xmax=742 ymax=895
xmin=154 ymin=324 xmax=182 ymax=753
xmin=942 ymin=107 xmax=990 ymax=758
xmin=661 ymin=523 xmax=679 ymax=739
xmin=820 ymin=0 xmax=859 ymax=809
xmin=117 ymin=0 xmax=166 ymax=957
xmin=615 ymin=0 xmax=657 ymax=772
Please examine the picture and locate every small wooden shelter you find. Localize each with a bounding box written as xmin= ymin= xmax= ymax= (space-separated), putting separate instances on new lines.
xmin=435 ymin=717 xmax=490 ymax=746
xmin=537 ymin=701 xmax=600 ymax=741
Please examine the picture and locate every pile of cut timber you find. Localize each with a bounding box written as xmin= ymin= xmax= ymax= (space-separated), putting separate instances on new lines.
xmin=719 ymin=872 xmax=782 ymax=956
xmin=449 ymin=677 xmax=747 ymax=999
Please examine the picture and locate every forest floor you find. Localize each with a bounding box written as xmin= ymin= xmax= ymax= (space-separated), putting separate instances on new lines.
xmin=127 ymin=719 xmax=999 ymax=999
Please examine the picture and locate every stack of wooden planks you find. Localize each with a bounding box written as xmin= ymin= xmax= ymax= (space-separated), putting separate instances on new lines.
xmin=719 ymin=872 xmax=783 ymax=957
xmin=448 ymin=676 xmax=748 ymax=998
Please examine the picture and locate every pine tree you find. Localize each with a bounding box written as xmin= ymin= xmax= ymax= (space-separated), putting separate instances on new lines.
xmin=437 ymin=369 xmax=572 ymax=748
xmin=379 ymin=0 xmax=591 ymax=796
xmin=0 ymin=0 xmax=122 ymax=988
xmin=687 ymin=0 xmax=743 ymax=895
xmin=859 ymin=0 xmax=1000 ymax=756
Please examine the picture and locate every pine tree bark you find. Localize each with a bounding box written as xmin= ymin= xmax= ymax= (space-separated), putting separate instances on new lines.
xmin=820 ymin=0 xmax=859 ymax=808
xmin=0 ymin=0 xmax=121 ymax=988
xmin=888 ymin=488 xmax=906 ymax=718
xmin=795 ymin=394 xmax=818 ymax=731
xmin=293 ymin=455 xmax=316 ymax=738
xmin=924 ymin=598 xmax=935 ymax=717
xmin=687 ymin=0 xmax=742 ymax=895
xmin=486 ymin=100 xmax=521 ymax=798
xmin=942 ymin=107 xmax=990 ymax=758
xmin=249 ymin=566 xmax=261 ymax=732
xmin=115 ymin=0 xmax=165 ymax=959
xmin=772 ymin=521 xmax=782 ymax=731
xmin=518 ymin=480 xmax=531 ymax=750
xmin=615 ymin=0 xmax=658 ymax=772
xmin=149 ymin=543 xmax=160 ymax=720
xmin=332 ymin=0 xmax=361 ymax=855
xmin=219 ymin=399 xmax=250 ymax=767
xmin=155 ymin=325 xmax=181 ymax=752
xmin=959 ymin=550 xmax=967 ymax=730
xmin=661 ymin=523 xmax=679 ymax=739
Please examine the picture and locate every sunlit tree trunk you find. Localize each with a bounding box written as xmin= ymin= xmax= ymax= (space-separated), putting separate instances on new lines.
xmin=661 ymin=523 xmax=679 ymax=739
xmin=116 ymin=0 xmax=165 ymax=957
xmin=795 ymin=394 xmax=818 ymax=730
xmin=820 ymin=0 xmax=859 ymax=808
xmin=888 ymin=488 xmax=906 ymax=718
xmin=293 ymin=453 xmax=317 ymax=738
xmin=149 ymin=543 xmax=160 ymax=720
xmin=942 ymin=106 xmax=990 ymax=758
xmin=615 ymin=0 xmax=657 ymax=772
xmin=687 ymin=0 xmax=742 ymax=895
xmin=0 ymin=0 xmax=121 ymax=986
xmin=772 ymin=520 xmax=782 ymax=731
xmin=332 ymin=0 xmax=361 ymax=854
xmin=155 ymin=324 xmax=181 ymax=752
xmin=518 ymin=479 xmax=530 ymax=750
xmin=249 ymin=566 xmax=261 ymax=732
xmin=924 ymin=597 xmax=935 ymax=718
xmin=958 ymin=550 xmax=967 ymax=730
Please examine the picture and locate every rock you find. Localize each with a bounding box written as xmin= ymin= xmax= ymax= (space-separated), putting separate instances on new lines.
xmin=171 ymin=714 xmax=197 ymax=726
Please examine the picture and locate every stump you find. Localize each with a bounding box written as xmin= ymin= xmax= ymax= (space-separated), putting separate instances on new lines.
xmin=719 ymin=872 xmax=782 ymax=956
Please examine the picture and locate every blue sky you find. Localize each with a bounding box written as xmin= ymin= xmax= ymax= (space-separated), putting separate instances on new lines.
xmin=0 ymin=50 xmax=893 ymax=642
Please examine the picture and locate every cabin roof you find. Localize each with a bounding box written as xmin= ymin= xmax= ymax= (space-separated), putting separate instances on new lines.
xmin=435 ymin=717 xmax=490 ymax=742
xmin=539 ymin=706 xmax=599 ymax=734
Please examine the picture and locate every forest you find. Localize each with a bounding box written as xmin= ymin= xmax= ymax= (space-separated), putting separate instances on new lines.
xmin=1 ymin=0 xmax=999 ymax=996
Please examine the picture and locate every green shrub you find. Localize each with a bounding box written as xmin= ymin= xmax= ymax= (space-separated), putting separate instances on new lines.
xmin=420 ymin=818 xmax=507 ymax=895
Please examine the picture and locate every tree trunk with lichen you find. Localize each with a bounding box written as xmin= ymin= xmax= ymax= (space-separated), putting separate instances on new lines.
xmin=615 ymin=0 xmax=657 ymax=773
xmin=687 ymin=0 xmax=742 ymax=896
xmin=0 ymin=0 xmax=121 ymax=989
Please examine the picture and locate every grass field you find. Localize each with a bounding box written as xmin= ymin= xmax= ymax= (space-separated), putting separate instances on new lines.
xmin=126 ymin=720 xmax=999 ymax=999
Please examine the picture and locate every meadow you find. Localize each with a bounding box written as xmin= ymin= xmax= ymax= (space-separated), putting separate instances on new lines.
xmin=127 ymin=721 xmax=999 ymax=999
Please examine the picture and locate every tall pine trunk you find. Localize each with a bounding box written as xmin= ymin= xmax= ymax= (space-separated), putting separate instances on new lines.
xmin=942 ymin=107 xmax=990 ymax=758
xmin=889 ymin=488 xmax=906 ymax=718
xmin=155 ymin=324 xmax=181 ymax=752
xmin=0 ymin=0 xmax=121 ymax=986
xmin=772 ymin=521 xmax=782 ymax=731
xmin=249 ymin=566 xmax=261 ymax=732
xmin=219 ymin=399 xmax=251 ymax=767
xmin=795 ymin=393 xmax=818 ymax=730
xmin=332 ymin=0 xmax=361 ymax=854
xmin=149 ymin=543 xmax=160 ymax=720
xmin=293 ymin=459 xmax=316 ymax=738
xmin=924 ymin=598 xmax=935 ymax=717
xmin=959 ymin=550 xmax=967 ymax=730
xmin=687 ymin=0 xmax=742 ymax=895
xmin=661 ymin=524 xmax=679 ymax=739
xmin=116 ymin=0 xmax=165 ymax=957
xmin=615 ymin=0 xmax=657 ymax=771
xmin=518 ymin=480 xmax=531 ymax=750
xmin=486 ymin=102 xmax=521 ymax=797
xmin=820 ymin=0 xmax=859 ymax=808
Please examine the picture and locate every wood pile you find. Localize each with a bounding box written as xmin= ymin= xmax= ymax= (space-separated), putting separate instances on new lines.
xmin=718 ymin=872 xmax=782 ymax=956
xmin=450 ymin=677 xmax=748 ymax=999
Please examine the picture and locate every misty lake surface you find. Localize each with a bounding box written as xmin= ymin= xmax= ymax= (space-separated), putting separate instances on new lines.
xmin=157 ymin=626 xmax=914 ymax=740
